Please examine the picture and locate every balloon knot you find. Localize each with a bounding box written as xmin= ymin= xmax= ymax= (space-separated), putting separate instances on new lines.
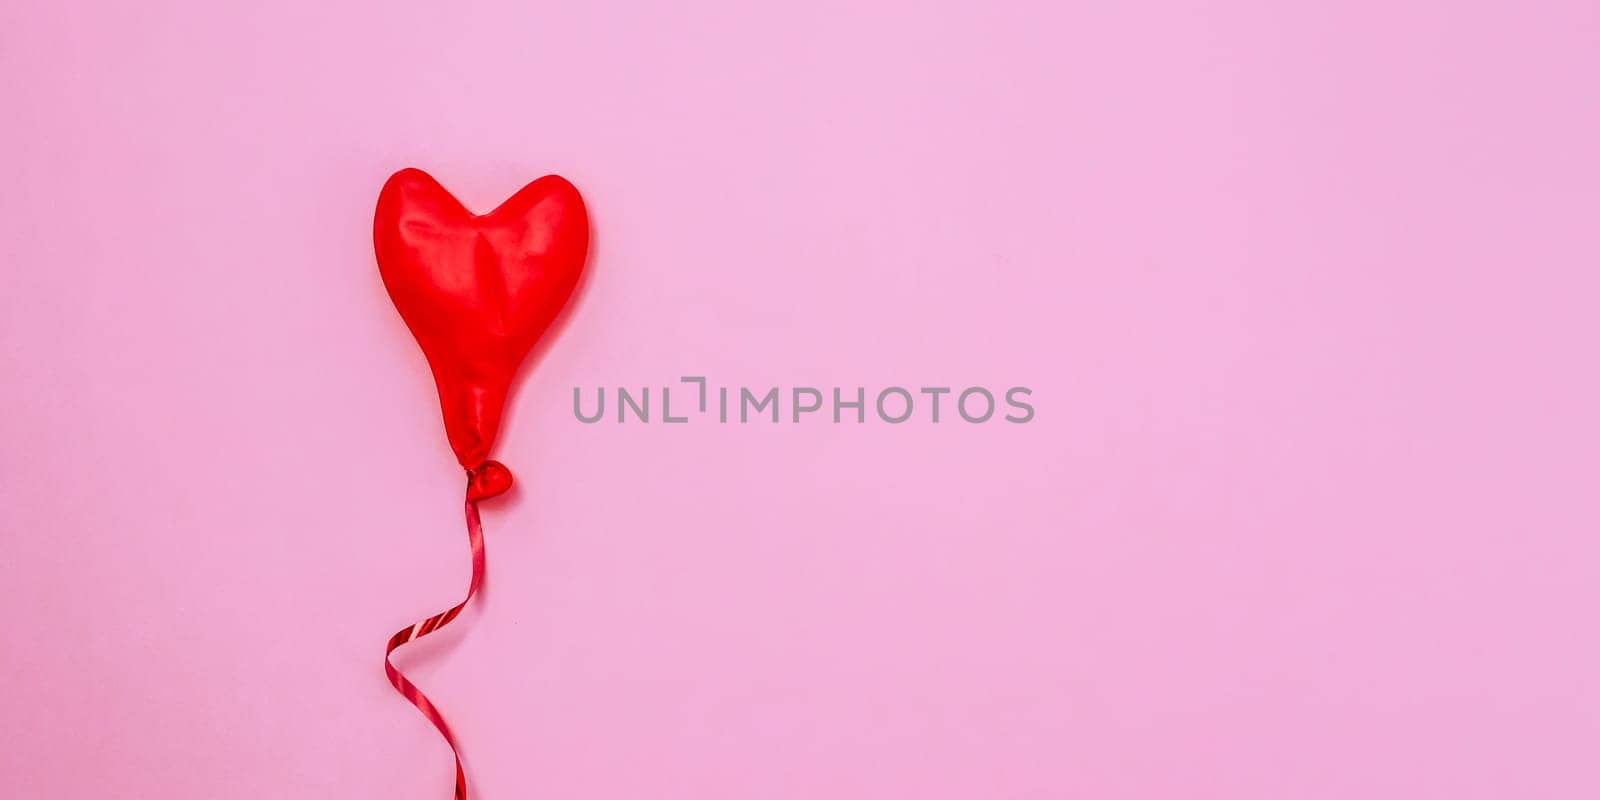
xmin=466 ymin=460 xmax=514 ymax=501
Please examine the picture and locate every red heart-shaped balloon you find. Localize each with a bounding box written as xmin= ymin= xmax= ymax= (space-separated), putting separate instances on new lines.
xmin=374 ymin=168 xmax=588 ymax=488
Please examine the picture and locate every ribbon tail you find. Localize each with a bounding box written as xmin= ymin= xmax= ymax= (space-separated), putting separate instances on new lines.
xmin=384 ymin=498 xmax=488 ymax=800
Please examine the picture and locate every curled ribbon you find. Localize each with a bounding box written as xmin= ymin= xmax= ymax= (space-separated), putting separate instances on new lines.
xmin=384 ymin=492 xmax=488 ymax=800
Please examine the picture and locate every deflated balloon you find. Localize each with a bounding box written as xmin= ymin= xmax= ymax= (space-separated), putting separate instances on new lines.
xmin=374 ymin=167 xmax=588 ymax=497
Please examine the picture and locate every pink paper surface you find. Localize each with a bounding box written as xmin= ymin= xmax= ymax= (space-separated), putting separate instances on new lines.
xmin=2 ymin=2 xmax=1597 ymax=798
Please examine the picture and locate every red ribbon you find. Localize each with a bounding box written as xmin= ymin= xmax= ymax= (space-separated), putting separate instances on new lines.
xmin=384 ymin=493 xmax=487 ymax=800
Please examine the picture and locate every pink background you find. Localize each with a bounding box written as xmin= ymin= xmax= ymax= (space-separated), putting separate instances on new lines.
xmin=3 ymin=1 xmax=1598 ymax=798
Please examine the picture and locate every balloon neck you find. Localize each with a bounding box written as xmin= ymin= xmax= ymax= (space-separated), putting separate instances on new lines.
xmin=466 ymin=460 xmax=514 ymax=502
